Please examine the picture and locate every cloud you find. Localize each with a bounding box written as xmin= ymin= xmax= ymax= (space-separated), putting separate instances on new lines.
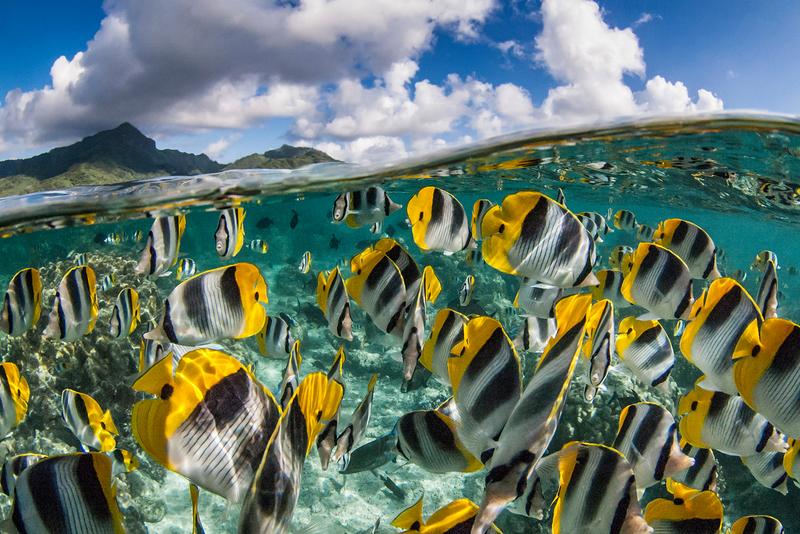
xmin=204 ymin=133 xmax=241 ymax=161
xmin=633 ymin=12 xmax=660 ymax=27
xmin=637 ymin=76 xmax=723 ymax=113
xmin=494 ymin=40 xmax=526 ymax=58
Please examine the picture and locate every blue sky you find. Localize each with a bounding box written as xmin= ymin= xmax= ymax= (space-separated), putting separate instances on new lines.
xmin=0 ymin=0 xmax=798 ymax=163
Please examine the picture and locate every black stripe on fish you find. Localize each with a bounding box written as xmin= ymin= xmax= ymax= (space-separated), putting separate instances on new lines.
xmin=516 ymin=197 xmax=548 ymax=255
xmin=351 ymin=191 xmax=362 ymax=210
xmin=76 ymin=454 xmax=113 ymax=524
xmin=57 ymin=293 xmax=67 ymax=340
xmin=462 ymin=327 xmax=517 ymax=422
xmin=671 ymin=220 xmax=689 ymax=246
xmin=366 ymin=186 xmax=378 ymax=207
xmin=18 ymin=458 xmax=67 ymax=532
xmin=162 ymin=300 xmax=178 ymax=343
xmin=756 ymin=422 xmax=775 ymax=453
xmin=66 ymin=269 xmax=84 ymax=320
xmin=770 ymin=325 xmax=800 ymax=375
xmin=430 ymin=188 xmax=445 ymax=227
xmin=184 ymin=276 xmax=210 ymax=337
xmin=610 ymin=474 xmax=636 ymax=534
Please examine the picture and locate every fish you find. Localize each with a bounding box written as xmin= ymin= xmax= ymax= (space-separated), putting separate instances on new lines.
xmin=609 ymin=245 xmax=633 ymax=269
xmin=635 ymin=223 xmax=655 ymax=242
xmin=741 ymin=450 xmax=789 ymax=495
xmin=577 ymin=210 xmax=612 ymax=238
xmin=653 ymin=218 xmax=721 ymax=279
xmin=43 ymin=265 xmax=99 ymax=341
xmin=459 ymin=274 xmax=475 ymax=306
xmin=256 ymin=216 xmax=274 ymax=229
xmin=582 ymin=299 xmax=615 ymax=401
xmin=733 ymin=317 xmax=800 ymax=438
xmin=514 ymin=316 xmax=557 ymax=354
xmin=73 ymin=252 xmax=88 ymax=266
xmin=752 ymin=250 xmax=779 ymax=272
xmin=549 ymin=442 xmax=651 ymax=534
xmin=514 ymin=279 xmax=562 ymax=318
xmin=104 ymin=231 xmax=123 ymax=245
xmin=407 ymin=186 xmax=474 ymax=253
xmin=419 ymin=308 xmax=467 ymax=385
xmin=677 ymin=383 xmax=787 ymax=456
xmin=340 ymin=431 xmax=398 ymax=474
xmin=466 ymin=248 xmax=483 ymax=267
xmin=190 ymin=483 xmax=205 ymax=534
xmin=392 ymin=497 xmax=501 ymax=534
xmin=298 ymin=251 xmax=312 ymax=273
xmin=316 ymin=347 xmax=346 ymax=471
xmin=448 ymin=315 xmax=522 ymax=457
xmin=576 ymin=213 xmax=603 ymax=242
xmin=680 ymin=277 xmax=762 ymax=394
xmin=471 ymin=199 xmax=495 ymax=242
xmin=332 ymin=186 xmax=402 ymax=228
xmin=131 ymin=348 xmax=281 ymax=502
xmin=0 ymin=362 xmax=31 ymax=438
xmin=756 ymin=259 xmax=778 ymax=319
xmin=279 ymin=340 xmax=303 ymax=409
xmin=132 ymin=229 xmax=144 ymax=241
xmin=100 ymin=273 xmax=116 ymax=292
xmin=616 ymin=316 xmax=675 ymax=390
xmin=329 ymin=234 xmax=340 ymax=250
xmin=401 ymin=266 xmax=442 ymax=388
xmin=620 ymin=242 xmax=694 ymax=320
xmin=106 ymin=448 xmax=139 ymax=477
xmin=215 ymin=207 xmax=246 ymax=259
xmin=256 ymin=315 xmax=295 ymax=358
xmin=290 ymin=209 xmax=299 ymax=229
xmin=473 ymin=294 xmax=592 ymax=532
xmin=556 ymin=188 xmax=566 ymax=205
xmin=238 ymin=372 xmax=343 ymax=533
xmin=729 ymin=516 xmax=785 ymax=534
xmin=136 ymin=215 xmax=187 ymax=277
xmin=613 ymin=209 xmax=638 ymax=231
xmin=670 ymin=439 xmax=718 ymax=492
xmin=370 ymin=221 xmax=383 ymax=234
xmin=316 ymin=267 xmax=354 ymax=341
xmin=376 ymin=471 xmax=405 ymax=501
xmin=334 ymin=374 xmax=377 ymax=466
xmin=247 ymin=239 xmax=269 ymax=254
xmin=176 ymin=258 xmax=197 ymax=280
xmin=138 ymin=334 xmax=168 ymax=374
xmin=480 ymin=191 xmax=598 ymax=287
xmin=612 ymin=402 xmax=694 ymax=490
xmin=590 ymin=268 xmax=628 ymax=309
xmin=109 ymin=287 xmax=140 ymax=339
xmin=643 ymin=479 xmax=722 ymax=534
xmin=0 ymin=453 xmax=46 ymax=496
xmin=0 ymin=267 xmax=42 ymax=336
xmin=731 ymin=269 xmax=748 ymax=283
xmin=9 ymin=452 xmax=125 ymax=533
xmin=145 ymin=263 xmax=268 ymax=345
xmin=359 ymin=238 xmax=422 ymax=304
xmin=346 ymin=249 xmax=406 ymax=337
xmin=61 ymin=389 xmax=118 ymax=452
xmin=395 ymin=409 xmax=482 ymax=474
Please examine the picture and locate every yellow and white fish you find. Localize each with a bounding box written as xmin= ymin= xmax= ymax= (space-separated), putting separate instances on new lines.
xmin=100 ymin=273 xmax=116 ymax=292
xmin=577 ymin=210 xmax=612 ymax=239
xmin=609 ymin=245 xmax=633 ymax=269
xmin=333 ymin=374 xmax=377 ymax=467
xmin=257 ymin=315 xmax=295 ymax=358
xmin=0 ymin=453 xmax=46 ymax=496
xmin=401 ymin=266 xmax=442 ymax=388
xmin=471 ymin=199 xmax=495 ymax=242
xmin=590 ymin=268 xmax=628 ymax=309
xmin=395 ymin=409 xmax=482 ymax=474
xmin=481 ymin=192 xmax=598 ymax=287
xmin=0 ymin=362 xmax=29 ymax=437
xmin=298 ymin=250 xmax=312 ymax=273
xmin=582 ymin=299 xmax=615 ymax=401
xmin=407 ymin=186 xmax=474 ymax=253
xmin=459 ymin=274 xmax=475 ymax=306
xmin=247 ymin=238 xmax=268 ymax=254
xmin=392 ymin=497 xmax=501 ymax=534
xmin=346 ymin=249 xmax=406 ymax=337
xmin=419 ymin=308 xmax=467 ymax=385
xmin=756 ymin=259 xmax=778 ymax=319
xmin=215 ymin=207 xmax=245 ymax=259
xmin=109 ymin=287 xmax=140 ymax=338
xmin=137 ymin=215 xmax=187 ymax=277
xmin=316 ymin=267 xmax=353 ymax=341
xmin=514 ymin=316 xmax=557 ymax=355
xmin=10 ymin=453 xmax=125 ymax=533
xmin=644 ymin=480 xmax=722 ymax=534
xmin=621 ymin=242 xmax=694 ymax=320
xmin=653 ymin=218 xmax=721 ymax=279
xmin=106 ymin=448 xmax=139 ymax=477
xmin=176 ymin=258 xmax=197 ymax=281
xmin=44 ymin=265 xmax=99 ymax=341
xmin=613 ymin=209 xmax=638 ymax=231
xmin=752 ymin=250 xmax=779 ymax=272
xmin=616 ymin=317 xmax=675 ymax=390
xmin=104 ymin=231 xmax=123 ymax=245
xmin=131 ymin=348 xmax=281 ymax=502
xmin=278 ymin=340 xmax=303 ymax=409
xmin=730 ymin=515 xmax=784 ymax=534
xmin=514 ymin=280 xmax=562 ymax=318
xmin=671 ymin=439 xmax=718 ymax=492
xmin=332 ymin=186 xmax=402 ymax=228
xmin=636 ymin=223 xmax=656 ymax=242
xmin=73 ymin=252 xmax=88 ymax=266
xmin=741 ymin=450 xmax=789 ymax=495
xmin=61 ymin=389 xmax=118 ymax=452
xmin=356 ymin=238 xmax=422 ymax=306
xmin=145 ymin=263 xmax=268 ymax=345
xmin=0 ymin=267 xmax=42 ymax=336
xmin=576 ymin=212 xmax=603 ymax=243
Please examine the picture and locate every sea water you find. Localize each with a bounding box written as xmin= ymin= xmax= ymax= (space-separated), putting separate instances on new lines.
xmin=1 ymin=115 xmax=799 ymax=533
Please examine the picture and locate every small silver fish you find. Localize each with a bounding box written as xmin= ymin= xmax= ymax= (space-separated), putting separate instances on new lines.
xmin=459 ymin=275 xmax=475 ymax=306
xmin=299 ymin=251 xmax=312 ymax=274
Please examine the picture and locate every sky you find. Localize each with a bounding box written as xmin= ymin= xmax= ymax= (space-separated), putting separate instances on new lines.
xmin=0 ymin=0 xmax=798 ymax=164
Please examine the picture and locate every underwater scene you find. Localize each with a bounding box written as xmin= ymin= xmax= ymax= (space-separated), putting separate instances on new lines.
xmin=1 ymin=116 xmax=800 ymax=533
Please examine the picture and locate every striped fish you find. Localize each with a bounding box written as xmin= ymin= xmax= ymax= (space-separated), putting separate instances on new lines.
xmin=131 ymin=349 xmax=281 ymax=502
xmin=44 ymin=265 xmax=99 ymax=341
xmin=257 ymin=315 xmax=294 ymax=358
xmin=481 ymin=192 xmax=598 ymax=287
xmin=752 ymin=250 xmax=779 ymax=272
xmin=459 ymin=274 xmax=475 ymax=306
xmin=106 ymin=448 xmax=138 ymax=477
xmin=419 ymin=308 xmax=467 ymax=385
xmin=472 ymin=295 xmax=592 ymax=532
xmin=316 ymin=267 xmax=353 ymax=341
xmin=392 ymin=497 xmax=500 ymax=534
xmin=609 ymin=245 xmax=633 ymax=269
xmin=0 ymin=268 xmax=42 ymax=336
xmin=247 ymin=238 xmax=268 ymax=254
xmin=678 ymin=384 xmax=787 ymax=456
xmin=621 ymin=242 xmax=694 ymax=320
xmin=653 ymin=218 xmax=721 ymax=279
xmin=316 ymin=347 xmax=346 ymax=471
xmin=582 ymin=299 xmax=615 ymax=401
xmin=577 ymin=210 xmax=612 ymax=239
xmin=681 ymin=277 xmax=762 ymax=394
xmin=730 ymin=516 xmax=784 ymax=534
xmin=407 ymin=186 xmax=474 ymax=253
xmin=332 ymin=186 xmax=401 ymax=228
xmin=145 ymin=263 xmax=268 ymax=345
xmin=190 ymin=483 xmax=205 ymax=534
xmin=239 ymin=372 xmax=343 ymax=533
xmin=448 ymin=316 xmax=522 ymax=457
xmin=176 ymin=258 xmax=197 ymax=281
xmin=136 ymin=215 xmax=187 ymax=277
xmin=644 ymin=480 xmax=722 ymax=534
xmin=612 ymin=402 xmax=693 ymax=490
xmin=61 ymin=389 xmax=118 ymax=452
xmin=395 ymin=409 xmax=482 ymax=474
xmin=361 ymin=238 xmax=422 ymax=306
xmin=742 ymin=450 xmax=789 ymax=494
xmin=215 ymin=207 xmax=245 ymax=259
xmin=514 ymin=279 xmax=562 ymax=318
xmin=733 ymin=317 xmax=800 ymax=438
xmin=471 ymin=199 xmax=495 ymax=242
xmin=616 ymin=317 xmax=675 ymax=390
xmin=10 ymin=453 xmax=125 ymax=533
xmin=278 ymin=340 xmax=303 ymax=409
xmin=670 ymin=440 xmax=717 ymax=492
xmin=613 ymin=209 xmax=638 ymax=231
xmin=100 ymin=273 xmax=115 ymax=292
xmin=333 ymin=374 xmax=377 ymax=466
xmin=73 ymin=252 xmax=88 ymax=266
xmin=590 ymin=268 xmax=628 ymax=309
xmin=109 ymin=287 xmax=140 ymax=338
xmin=0 ymin=453 xmax=45 ymax=496
xmin=576 ymin=213 xmax=603 ymax=243
xmin=756 ymin=259 xmax=779 ymax=319
xmin=514 ymin=316 xmax=557 ymax=354
xmin=550 ymin=442 xmax=651 ymax=534
xmin=346 ymin=249 xmax=406 ymax=337
xmin=138 ymin=334 xmax=168 ymax=374
xmin=635 ymin=223 xmax=655 ymax=242
xmin=401 ymin=266 xmax=441 ymax=388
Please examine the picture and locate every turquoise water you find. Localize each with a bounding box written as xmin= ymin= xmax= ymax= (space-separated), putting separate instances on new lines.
xmin=1 ymin=115 xmax=800 ymax=532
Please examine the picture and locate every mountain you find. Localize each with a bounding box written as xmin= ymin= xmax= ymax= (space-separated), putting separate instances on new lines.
xmin=225 ymin=144 xmax=338 ymax=170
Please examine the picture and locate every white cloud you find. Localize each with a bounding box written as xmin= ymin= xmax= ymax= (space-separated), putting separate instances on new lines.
xmin=633 ymin=13 xmax=659 ymax=27
xmin=637 ymin=75 xmax=723 ymax=114
xmin=495 ymin=40 xmax=526 ymax=58
xmin=204 ymin=133 xmax=241 ymax=160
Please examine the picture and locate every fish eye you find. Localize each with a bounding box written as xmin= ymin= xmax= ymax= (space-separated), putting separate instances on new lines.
xmin=752 ymin=345 xmax=760 ymax=357
xmin=254 ymin=292 xmax=259 ymax=301
xmin=690 ymin=401 xmax=698 ymax=411
xmin=459 ymin=347 xmax=465 ymax=356
xmin=357 ymin=269 xmax=362 ymax=275
xmin=418 ymin=211 xmax=424 ymax=221
xmin=673 ymin=498 xmax=684 ymax=505
xmin=101 ymin=422 xmax=106 ymax=430
xmin=498 ymin=224 xmax=505 ymax=234
xmin=627 ymin=328 xmax=633 ymax=334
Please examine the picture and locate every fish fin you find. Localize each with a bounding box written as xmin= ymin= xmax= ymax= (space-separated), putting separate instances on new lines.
xmin=575 ymin=271 xmax=599 ymax=287
xmin=732 ymin=318 xmax=761 ymax=360
xmin=102 ymin=410 xmax=119 ymax=436
xmin=158 ymin=271 xmax=173 ymax=278
xmin=131 ymin=354 xmax=175 ymax=395
xmin=295 ymin=373 xmax=344 ymax=455
xmin=421 ymin=266 xmax=442 ymax=304
xmin=391 ymin=495 xmax=425 ymax=530
xmin=143 ymin=323 xmax=166 ymax=341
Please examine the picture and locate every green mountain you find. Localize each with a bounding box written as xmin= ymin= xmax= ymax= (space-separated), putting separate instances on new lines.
xmin=225 ymin=144 xmax=338 ymax=170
